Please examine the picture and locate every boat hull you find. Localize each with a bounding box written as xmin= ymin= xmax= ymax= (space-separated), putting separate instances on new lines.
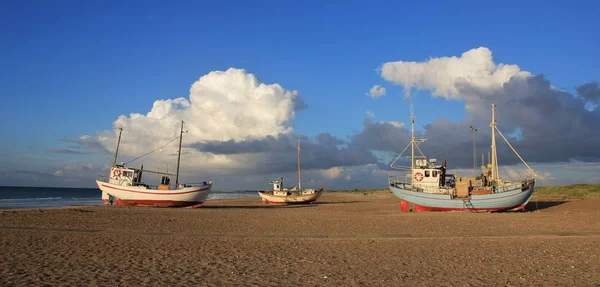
xmin=98 ymin=181 xmax=211 ymax=208
xmin=258 ymin=189 xmax=323 ymax=205
xmin=389 ymin=182 xmax=535 ymax=212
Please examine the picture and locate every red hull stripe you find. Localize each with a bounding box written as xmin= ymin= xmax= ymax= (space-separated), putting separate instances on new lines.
xmin=108 ymin=199 xmax=205 ymax=207
xmin=101 ymin=184 xmax=209 ymax=195
xmin=413 ymin=203 xmax=526 ymax=212
xmin=264 ymin=199 xmax=318 ymax=205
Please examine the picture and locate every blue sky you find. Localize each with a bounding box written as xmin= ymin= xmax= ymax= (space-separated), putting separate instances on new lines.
xmin=1 ymin=0 xmax=599 ymax=189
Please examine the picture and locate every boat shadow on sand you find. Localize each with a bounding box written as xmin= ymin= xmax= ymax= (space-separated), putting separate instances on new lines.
xmin=312 ymin=201 xmax=362 ymax=205
xmin=523 ymin=200 xmax=568 ymax=211
xmin=200 ymin=204 xmax=317 ymax=209
xmin=201 ymin=201 xmax=362 ymax=209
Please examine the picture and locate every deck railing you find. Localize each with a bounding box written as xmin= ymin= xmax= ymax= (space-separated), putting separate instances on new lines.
xmin=96 ymin=176 xmax=157 ymax=189
xmin=177 ymin=181 xmax=212 ymax=188
xmin=388 ymin=177 xmax=455 ymax=195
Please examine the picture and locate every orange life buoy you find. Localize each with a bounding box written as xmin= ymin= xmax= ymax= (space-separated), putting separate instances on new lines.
xmin=414 ymin=172 xmax=424 ymax=182
xmin=113 ymin=169 xmax=122 ymax=177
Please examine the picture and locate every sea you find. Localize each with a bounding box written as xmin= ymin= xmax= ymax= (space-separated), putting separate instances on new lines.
xmin=0 ymin=186 xmax=259 ymax=209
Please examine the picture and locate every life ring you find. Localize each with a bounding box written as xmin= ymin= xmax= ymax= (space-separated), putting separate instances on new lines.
xmin=414 ymin=172 xmax=424 ymax=182
xmin=113 ymin=169 xmax=122 ymax=177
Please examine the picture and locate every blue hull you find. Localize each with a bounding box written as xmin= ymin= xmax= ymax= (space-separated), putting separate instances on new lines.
xmin=389 ymin=182 xmax=535 ymax=212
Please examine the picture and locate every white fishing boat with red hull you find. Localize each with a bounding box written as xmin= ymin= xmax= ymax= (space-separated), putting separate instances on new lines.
xmin=258 ymin=141 xmax=324 ymax=204
xmin=97 ymin=121 xmax=212 ymax=208
xmin=388 ymin=103 xmax=537 ymax=212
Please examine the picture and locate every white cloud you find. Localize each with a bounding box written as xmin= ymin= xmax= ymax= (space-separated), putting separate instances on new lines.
xmin=379 ymin=47 xmax=531 ymax=99
xmin=383 ymin=121 xmax=403 ymax=128
xmin=53 ymin=170 xmax=63 ymax=177
xmin=366 ymin=85 xmax=387 ymax=98
xmin=498 ymin=166 xmax=540 ymax=181
xmin=320 ymin=166 xmax=344 ymax=179
xmin=76 ymin=68 xmax=304 ymax=173
xmin=366 ymin=110 xmax=375 ymax=118
xmin=111 ymin=68 xmax=299 ymax=152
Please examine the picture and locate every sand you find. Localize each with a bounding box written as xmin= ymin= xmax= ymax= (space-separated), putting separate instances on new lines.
xmin=1 ymin=192 xmax=600 ymax=286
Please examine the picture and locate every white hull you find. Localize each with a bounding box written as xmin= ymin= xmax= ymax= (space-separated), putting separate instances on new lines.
xmin=97 ymin=180 xmax=211 ymax=207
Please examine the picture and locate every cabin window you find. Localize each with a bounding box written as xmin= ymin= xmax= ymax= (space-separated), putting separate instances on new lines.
xmin=425 ymin=170 xmax=430 ymax=177
xmin=432 ymin=170 xmax=438 ymax=177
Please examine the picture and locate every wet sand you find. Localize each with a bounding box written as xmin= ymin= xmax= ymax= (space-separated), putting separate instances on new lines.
xmin=1 ymin=192 xmax=600 ymax=286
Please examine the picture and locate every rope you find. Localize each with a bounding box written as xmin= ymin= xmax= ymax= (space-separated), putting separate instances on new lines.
xmin=429 ymin=140 xmax=469 ymax=158
xmin=105 ymin=153 xmax=117 ymax=166
xmin=495 ymin=126 xmax=537 ymax=178
xmin=123 ymin=136 xmax=181 ymax=165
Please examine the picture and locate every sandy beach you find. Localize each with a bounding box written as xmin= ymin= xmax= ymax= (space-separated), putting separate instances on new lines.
xmin=1 ymin=192 xmax=600 ymax=286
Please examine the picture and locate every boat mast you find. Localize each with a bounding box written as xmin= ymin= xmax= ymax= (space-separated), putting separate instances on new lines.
xmin=113 ymin=128 xmax=123 ymax=166
xmin=297 ymin=140 xmax=301 ymax=190
xmin=490 ymin=103 xmax=498 ymax=181
xmin=481 ymin=154 xmax=484 ymax=170
xmin=410 ymin=103 xmax=415 ymax=186
xmin=470 ymin=126 xmax=478 ymax=175
xmin=175 ymin=120 xmax=184 ymax=188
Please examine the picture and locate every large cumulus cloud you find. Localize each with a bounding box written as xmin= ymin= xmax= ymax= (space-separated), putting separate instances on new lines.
xmin=83 ymin=68 xmax=302 ymax=157
xmin=380 ymin=47 xmax=532 ymax=99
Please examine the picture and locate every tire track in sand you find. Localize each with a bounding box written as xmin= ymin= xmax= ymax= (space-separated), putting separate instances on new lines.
xmin=2 ymin=225 xmax=600 ymax=240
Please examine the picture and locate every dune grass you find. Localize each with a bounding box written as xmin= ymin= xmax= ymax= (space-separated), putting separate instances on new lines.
xmin=533 ymin=184 xmax=600 ymax=200
xmin=326 ymin=189 xmax=389 ymax=195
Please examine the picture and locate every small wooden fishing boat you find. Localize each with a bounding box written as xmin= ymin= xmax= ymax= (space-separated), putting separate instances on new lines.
xmin=258 ymin=141 xmax=323 ymax=204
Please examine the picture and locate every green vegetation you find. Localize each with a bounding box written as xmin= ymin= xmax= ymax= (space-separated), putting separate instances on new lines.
xmin=534 ymin=183 xmax=600 ymax=200
xmin=325 ymin=189 xmax=389 ymax=195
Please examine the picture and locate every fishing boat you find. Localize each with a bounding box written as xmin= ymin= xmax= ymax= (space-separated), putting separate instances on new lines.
xmin=258 ymin=141 xmax=324 ymax=205
xmin=96 ymin=121 xmax=212 ymax=208
xmin=388 ymin=103 xmax=536 ymax=212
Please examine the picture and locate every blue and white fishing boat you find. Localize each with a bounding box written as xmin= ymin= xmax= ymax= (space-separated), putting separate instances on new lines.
xmin=388 ymin=103 xmax=536 ymax=212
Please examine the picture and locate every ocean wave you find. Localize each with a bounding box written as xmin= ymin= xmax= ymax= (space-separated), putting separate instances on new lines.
xmin=208 ymin=191 xmax=258 ymax=200
xmin=0 ymin=191 xmax=257 ymax=208
xmin=0 ymin=197 xmax=65 ymax=201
